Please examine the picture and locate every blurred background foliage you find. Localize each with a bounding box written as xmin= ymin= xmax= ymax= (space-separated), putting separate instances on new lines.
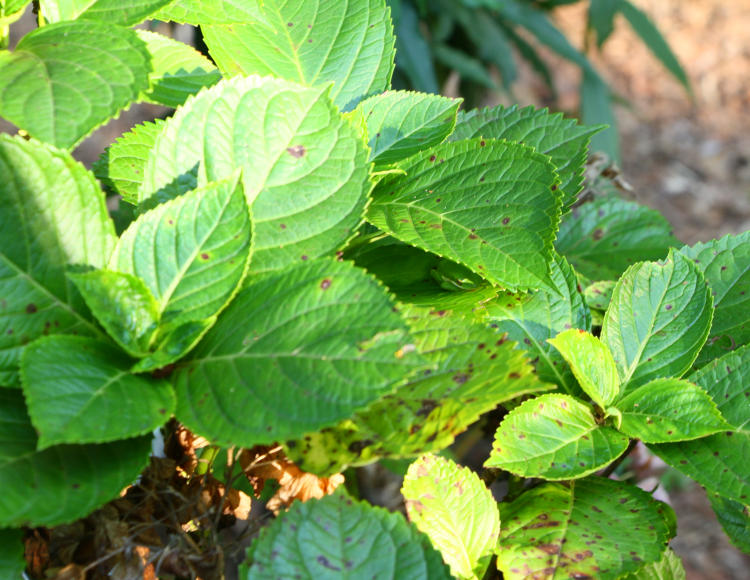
xmin=388 ymin=0 xmax=690 ymax=162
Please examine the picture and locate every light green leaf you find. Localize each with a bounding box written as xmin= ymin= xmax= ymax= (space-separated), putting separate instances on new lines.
xmin=677 ymin=232 xmax=750 ymax=368
xmin=0 ymin=389 xmax=151 ymax=527
xmin=0 ymin=528 xmax=24 ymax=578
xmin=202 ymin=0 xmax=395 ymax=111
xmin=93 ymin=119 xmax=166 ymax=205
xmin=368 ymin=138 xmax=560 ymax=291
xmin=355 ymin=91 xmax=460 ymax=165
xmin=0 ymin=0 xmax=27 ymax=27
xmin=707 ymin=493 xmax=750 ymax=555
xmin=650 ymin=344 xmax=750 ymax=504
xmin=68 ymin=270 xmax=160 ymax=357
xmin=616 ymin=378 xmax=729 ymax=443
xmin=403 ymin=454 xmax=499 ymax=579
xmin=141 ymin=76 xmax=370 ymax=274
xmin=176 ymin=258 xmax=422 ymax=446
xmin=40 ymin=0 xmax=173 ymax=25
xmin=486 ymin=252 xmax=591 ymax=396
xmin=21 ymin=335 xmax=174 ymax=448
xmin=619 ymin=0 xmax=690 ymax=92
xmin=287 ymin=302 xmax=548 ymax=475
xmin=136 ymin=30 xmax=221 ymax=108
xmin=583 ymin=279 xmax=616 ymax=313
xmin=451 ymin=105 xmax=603 ymax=210
xmin=548 ymin=328 xmax=620 ymax=407
xmin=602 ymin=250 xmax=713 ymax=392
xmin=485 ymin=394 xmax=629 ymax=480
xmin=244 ymin=492 xmax=451 ymax=579
xmin=497 ymin=477 xmax=674 ymax=580
xmin=113 ymin=172 xmax=251 ymax=335
xmin=621 ymin=548 xmax=686 ymax=580
xmin=0 ymin=21 xmax=150 ymax=149
xmin=0 ymin=136 xmax=116 ymax=385
xmin=556 ymin=197 xmax=679 ymax=280
xmin=153 ymin=0 xmax=267 ymax=25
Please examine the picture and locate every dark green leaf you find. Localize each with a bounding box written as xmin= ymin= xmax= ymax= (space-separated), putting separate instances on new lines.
xmin=367 ymin=138 xmax=561 ymax=291
xmin=0 ymin=136 xmax=115 ymax=385
xmin=21 ymin=336 xmax=174 ymax=447
xmin=588 ymin=0 xmax=622 ymax=47
xmin=581 ymin=69 xmax=620 ymax=161
xmin=708 ymin=493 xmax=750 ymax=555
xmin=244 ymin=492 xmax=451 ymax=579
xmin=432 ymin=44 xmax=496 ymax=89
xmin=556 ymin=197 xmax=679 ymax=280
xmin=392 ymin=0 xmax=439 ymax=94
xmin=0 ymin=528 xmax=25 ymax=578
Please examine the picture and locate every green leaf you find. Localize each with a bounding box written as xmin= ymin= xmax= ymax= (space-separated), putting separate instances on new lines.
xmin=650 ymin=344 xmax=750 ymax=504
xmin=708 ymin=493 xmax=750 ymax=555
xmin=392 ymin=0 xmax=439 ymax=94
xmin=581 ymin=69 xmax=620 ymax=161
xmin=0 ymin=136 xmax=116 ymax=385
xmin=616 ymin=378 xmax=729 ymax=443
xmin=583 ymin=279 xmax=616 ymax=313
xmin=93 ymin=119 xmax=166 ymax=205
xmin=113 ymin=172 xmax=251 ymax=336
xmin=201 ymin=0 xmax=395 ymax=111
xmin=287 ymin=303 xmax=548 ymax=475
xmin=175 ymin=258 xmax=422 ymax=446
xmin=68 ymin=270 xmax=160 ymax=357
xmin=21 ymin=336 xmax=174 ymax=448
xmin=0 ymin=389 xmax=151 ymax=527
xmin=152 ymin=0 xmax=267 ymax=25
xmin=451 ymin=105 xmax=603 ymax=210
xmin=620 ymin=548 xmax=686 ymax=580
xmin=485 ymin=394 xmax=629 ymax=480
xmin=355 ymin=91 xmax=460 ymax=165
xmin=0 ymin=528 xmax=24 ymax=578
xmin=548 ymin=328 xmax=620 ymax=407
xmin=368 ymin=138 xmax=560 ymax=291
xmin=556 ymin=197 xmax=679 ymax=280
xmin=619 ymin=0 xmax=690 ymax=92
xmin=244 ymin=492 xmax=451 ymax=579
xmin=40 ymin=0 xmax=173 ymax=25
xmin=0 ymin=0 xmax=27 ymax=26
xmin=602 ymin=250 xmax=713 ymax=391
xmin=486 ymin=252 xmax=591 ymax=396
xmin=432 ymin=44 xmax=497 ymax=89
xmin=141 ymin=76 xmax=370 ymax=274
xmin=677 ymin=232 xmax=750 ymax=367
xmin=497 ymin=477 xmax=674 ymax=579
xmin=0 ymin=21 xmax=150 ymax=149
xmin=136 ymin=30 xmax=221 ymax=108
xmin=588 ymin=0 xmax=621 ymax=47
xmin=403 ymin=454 xmax=499 ymax=579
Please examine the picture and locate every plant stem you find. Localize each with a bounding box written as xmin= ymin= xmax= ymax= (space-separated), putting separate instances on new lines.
xmin=599 ymin=439 xmax=638 ymax=479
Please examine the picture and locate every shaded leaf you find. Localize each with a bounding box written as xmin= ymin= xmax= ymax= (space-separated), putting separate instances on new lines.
xmin=368 ymin=138 xmax=560 ymax=291
xmin=355 ymin=91 xmax=460 ymax=165
xmin=581 ymin=68 xmax=620 ymax=161
xmin=707 ymin=493 xmax=750 ymax=555
xmin=21 ymin=335 xmax=174 ymax=447
xmin=548 ymin=328 xmax=619 ymax=408
xmin=588 ymin=0 xmax=621 ymax=47
xmin=403 ymin=454 xmax=499 ymax=579
xmin=677 ymin=232 xmax=750 ymax=368
xmin=141 ymin=76 xmax=370 ymax=273
xmin=0 ymin=136 xmax=115 ymax=385
xmin=452 ymin=105 xmax=603 ymax=210
xmin=0 ymin=21 xmax=150 ymax=149
xmin=485 ymin=394 xmax=629 ymax=480
xmin=175 ymin=258 xmax=422 ymax=446
xmin=244 ymin=492 xmax=451 ymax=579
xmin=602 ymin=250 xmax=713 ymax=392
xmin=486 ymin=252 xmax=591 ymax=396
xmin=392 ymin=0 xmax=439 ymax=94
xmin=497 ymin=477 xmax=674 ymax=579
xmin=202 ymin=0 xmax=395 ymax=111
xmin=616 ymin=378 xmax=729 ymax=443
xmin=556 ymin=197 xmax=679 ymax=280
xmin=0 ymin=528 xmax=24 ymax=579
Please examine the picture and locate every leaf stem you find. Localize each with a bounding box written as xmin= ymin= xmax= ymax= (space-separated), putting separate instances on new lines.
xmin=598 ymin=438 xmax=638 ymax=479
